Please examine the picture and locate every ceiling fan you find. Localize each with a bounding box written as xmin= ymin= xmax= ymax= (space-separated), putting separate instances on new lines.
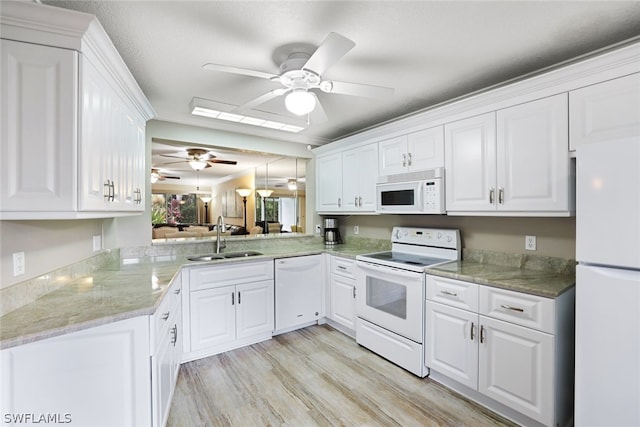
xmin=202 ymin=32 xmax=394 ymax=120
xmin=150 ymin=168 xmax=180 ymax=184
xmin=161 ymin=148 xmax=238 ymax=171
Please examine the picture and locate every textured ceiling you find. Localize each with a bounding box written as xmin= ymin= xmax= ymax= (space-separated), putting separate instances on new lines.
xmin=40 ymin=0 xmax=640 ymax=149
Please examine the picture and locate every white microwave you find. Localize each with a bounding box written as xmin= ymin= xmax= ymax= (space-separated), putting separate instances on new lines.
xmin=376 ymin=168 xmax=445 ymax=214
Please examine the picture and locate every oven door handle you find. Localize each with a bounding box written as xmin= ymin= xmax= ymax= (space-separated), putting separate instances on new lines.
xmin=356 ymin=261 xmax=422 ymax=280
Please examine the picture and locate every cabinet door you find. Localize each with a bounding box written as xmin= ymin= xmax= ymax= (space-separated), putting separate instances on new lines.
xmin=378 ymin=136 xmax=408 ymax=176
xmin=497 ymin=94 xmax=570 ymax=212
xmin=570 ymin=73 xmax=640 ymax=151
xmin=236 ymin=280 xmax=274 ymax=340
xmin=343 ymin=144 xmax=378 ymax=211
xmin=1 ymin=317 xmax=151 ymax=427
xmin=275 ymin=256 xmax=322 ymax=331
xmin=478 ymin=316 xmax=554 ymax=426
xmin=445 ymin=113 xmax=496 ymax=212
xmin=190 ymin=286 xmax=235 ymax=351
xmin=330 ymin=274 xmax=356 ymax=330
xmin=407 ymin=126 xmax=444 ymax=172
xmin=152 ymin=327 xmax=174 ymax=427
xmin=425 ymin=301 xmax=478 ymax=389
xmin=0 ymin=39 xmax=77 ymax=212
xmin=316 ymin=152 xmax=343 ymax=211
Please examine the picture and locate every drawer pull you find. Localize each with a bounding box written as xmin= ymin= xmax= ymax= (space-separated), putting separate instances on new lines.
xmin=480 ymin=325 xmax=486 ymax=343
xmin=501 ymin=304 xmax=524 ymax=313
xmin=338 ymin=266 xmax=347 ymax=270
xmin=174 ymin=288 xmax=181 ymax=295
xmin=440 ymin=290 xmax=458 ymax=297
xmin=470 ymin=322 xmax=475 ymax=341
xmin=161 ymin=311 xmax=170 ymax=321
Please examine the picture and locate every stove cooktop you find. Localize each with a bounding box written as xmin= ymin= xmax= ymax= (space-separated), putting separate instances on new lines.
xmin=361 ymin=251 xmax=449 ymax=268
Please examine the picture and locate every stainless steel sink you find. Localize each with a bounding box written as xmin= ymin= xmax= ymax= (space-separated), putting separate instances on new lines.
xmin=186 ymin=251 xmax=263 ymax=261
xmin=186 ymin=254 xmax=226 ymax=261
xmin=220 ymin=251 xmax=263 ymax=258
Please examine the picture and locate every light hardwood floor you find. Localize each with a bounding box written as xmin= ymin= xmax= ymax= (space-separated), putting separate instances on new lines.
xmin=167 ymin=324 xmax=517 ymax=426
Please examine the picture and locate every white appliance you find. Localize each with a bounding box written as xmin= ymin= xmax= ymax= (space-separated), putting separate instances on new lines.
xmin=575 ymin=138 xmax=640 ymax=426
xmin=376 ymin=168 xmax=445 ymax=214
xmin=355 ymin=227 xmax=461 ymax=377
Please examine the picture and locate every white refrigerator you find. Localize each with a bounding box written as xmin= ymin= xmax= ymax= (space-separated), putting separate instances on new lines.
xmin=575 ymin=138 xmax=640 ymax=426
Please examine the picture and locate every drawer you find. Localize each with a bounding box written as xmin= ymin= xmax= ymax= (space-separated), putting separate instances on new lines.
xmin=479 ymin=286 xmax=555 ymax=333
xmin=189 ymin=260 xmax=274 ymax=291
xmin=331 ymin=256 xmax=356 ymax=279
xmin=426 ymin=275 xmax=479 ymax=312
xmin=152 ymin=283 xmax=180 ymax=347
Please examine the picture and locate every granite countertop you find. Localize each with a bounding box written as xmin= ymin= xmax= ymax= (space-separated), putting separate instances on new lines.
xmin=1 ymin=241 xmax=575 ymax=350
xmin=426 ymin=249 xmax=576 ymax=298
xmin=0 ymin=237 xmax=379 ymax=350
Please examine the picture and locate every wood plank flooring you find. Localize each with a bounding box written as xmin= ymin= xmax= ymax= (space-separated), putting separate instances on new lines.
xmin=167 ymin=324 xmax=517 ymax=427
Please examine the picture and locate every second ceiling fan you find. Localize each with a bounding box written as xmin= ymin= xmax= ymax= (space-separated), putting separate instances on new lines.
xmin=202 ymin=32 xmax=394 ymax=121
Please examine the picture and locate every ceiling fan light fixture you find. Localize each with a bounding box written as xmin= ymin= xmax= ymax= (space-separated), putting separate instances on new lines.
xmin=189 ymin=160 xmax=208 ymax=171
xmin=285 ymin=90 xmax=316 ymax=116
xmin=287 ymin=179 xmax=298 ymax=191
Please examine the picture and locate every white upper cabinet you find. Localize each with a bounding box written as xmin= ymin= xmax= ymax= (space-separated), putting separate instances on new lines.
xmin=0 ymin=1 xmax=154 ymax=219
xmin=446 ymin=94 xmax=573 ymax=215
xmin=0 ymin=39 xmax=78 ymax=214
xmin=316 ymin=142 xmax=378 ymax=213
xmin=378 ymin=127 xmax=444 ymax=176
xmin=569 ymin=72 xmax=640 ymax=151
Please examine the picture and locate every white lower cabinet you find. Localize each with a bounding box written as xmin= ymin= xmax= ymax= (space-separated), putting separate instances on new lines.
xmin=328 ymin=256 xmax=357 ymax=332
xmin=184 ymin=261 xmax=274 ymax=361
xmin=274 ymin=255 xmax=323 ymax=333
xmin=0 ymin=316 xmax=151 ymax=427
xmin=425 ymin=275 xmax=574 ymax=427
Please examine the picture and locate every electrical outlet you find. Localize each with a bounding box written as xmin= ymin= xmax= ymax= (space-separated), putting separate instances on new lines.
xmin=315 ymin=224 xmax=321 ymax=234
xmin=353 ymin=225 xmax=359 ymax=235
xmin=93 ymin=235 xmax=102 ymax=252
xmin=13 ymin=252 xmax=25 ymax=276
xmin=525 ymin=235 xmax=537 ymax=251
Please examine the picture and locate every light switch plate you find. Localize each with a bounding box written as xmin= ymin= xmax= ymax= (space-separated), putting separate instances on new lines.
xmin=353 ymin=225 xmax=359 ymax=235
xmin=93 ymin=235 xmax=102 ymax=252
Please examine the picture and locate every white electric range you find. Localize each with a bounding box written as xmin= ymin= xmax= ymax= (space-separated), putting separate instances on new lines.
xmin=355 ymin=227 xmax=461 ymax=377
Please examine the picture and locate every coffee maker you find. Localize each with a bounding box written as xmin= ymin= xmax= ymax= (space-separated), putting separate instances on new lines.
xmin=323 ymin=218 xmax=342 ymax=246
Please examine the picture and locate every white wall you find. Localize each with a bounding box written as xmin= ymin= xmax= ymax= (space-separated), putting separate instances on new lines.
xmin=0 ymin=219 xmax=103 ymax=289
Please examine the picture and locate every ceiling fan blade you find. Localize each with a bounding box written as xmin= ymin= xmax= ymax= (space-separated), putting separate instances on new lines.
xmin=310 ymin=93 xmax=328 ymax=124
xmin=322 ymin=80 xmax=394 ymax=100
xmin=162 ymin=160 xmax=189 ymax=165
xmin=160 ymin=154 xmax=189 ymax=160
xmin=163 ymin=175 xmax=181 ymax=180
xmin=208 ymin=159 xmax=238 ymax=165
xmin=303 ymin=32 xmax=355 ymax=76
xmin=202 ymin=63 xmax=276 ymax=80
xmin=233 ymin=89 xmax=289 ymax=114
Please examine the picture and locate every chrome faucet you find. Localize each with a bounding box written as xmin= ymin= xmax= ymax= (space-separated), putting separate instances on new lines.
xmin=215 ymin=215 xmax=226 ymax=253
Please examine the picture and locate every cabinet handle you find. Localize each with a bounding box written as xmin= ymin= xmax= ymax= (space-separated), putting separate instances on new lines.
xmin=440 ymin=290 xmax=458 ymax=297
xmin=338 ymin=265 xmax=347 ymax=270
xmin=162 ymin=311 xmax=170 ymax=321
xmin=355 ymin=196 xmax=359 ymax=207
xmin=489 ymin=187 xmax=495 ymax=204
xmin=480 ymin=325 xmax=486 ymax=343
xmin=231 ymin=292 xmax=235 ymax=305
xmin=109 ymin=180 xmax=115 ymax=201
xmin=498 ymin=187 xmax=504 ymax=204
xmin=402 ymin=153 xmax=407 ymax=167
xmin=353 ymin=287 xmax=356 ymax=299
xmin=407 ymin=152 xmax=412 ymax=166
xmin=134 ymin=188 xmax=142 ymax=204
xmin=500 ymin=304 xmax=524 ymax=312
xmin=358 ymin=196 xmax=362 ymax=207
xmin=174 ymin=288 xmax=181 ymax=295
xmin=104 ymin=180 xmax=111 ymax=201
xmin=238 ymin=291 xmax=241 ymax=304
xmin=470 ymin=322 xmax=475 ymax=341
xmin=338 ymin=197 xmax=342 ymax=207
xmin=171 ymin=325 xmax=178 ymax=346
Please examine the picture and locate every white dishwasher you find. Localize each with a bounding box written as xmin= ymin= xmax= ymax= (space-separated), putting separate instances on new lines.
xmin=274 ymin=254 xmax=323 ymax=334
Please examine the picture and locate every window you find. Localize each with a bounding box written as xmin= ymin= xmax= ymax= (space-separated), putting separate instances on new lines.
xmin=152 ymin=193 xmax=197 ymax=224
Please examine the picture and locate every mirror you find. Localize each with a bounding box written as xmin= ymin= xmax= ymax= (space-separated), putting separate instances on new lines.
xmin=150 ymin=139 xmax=307 ymax=241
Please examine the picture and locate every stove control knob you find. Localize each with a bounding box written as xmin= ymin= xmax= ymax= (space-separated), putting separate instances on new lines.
xmin=437 ymin=232 xmax=443 ymax=240
xmin=395 ymin=229 xmax=402 ymax=239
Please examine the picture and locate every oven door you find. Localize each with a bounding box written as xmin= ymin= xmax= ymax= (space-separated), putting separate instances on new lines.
xmin=355 ymin=261 xmax=425 ymax=343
